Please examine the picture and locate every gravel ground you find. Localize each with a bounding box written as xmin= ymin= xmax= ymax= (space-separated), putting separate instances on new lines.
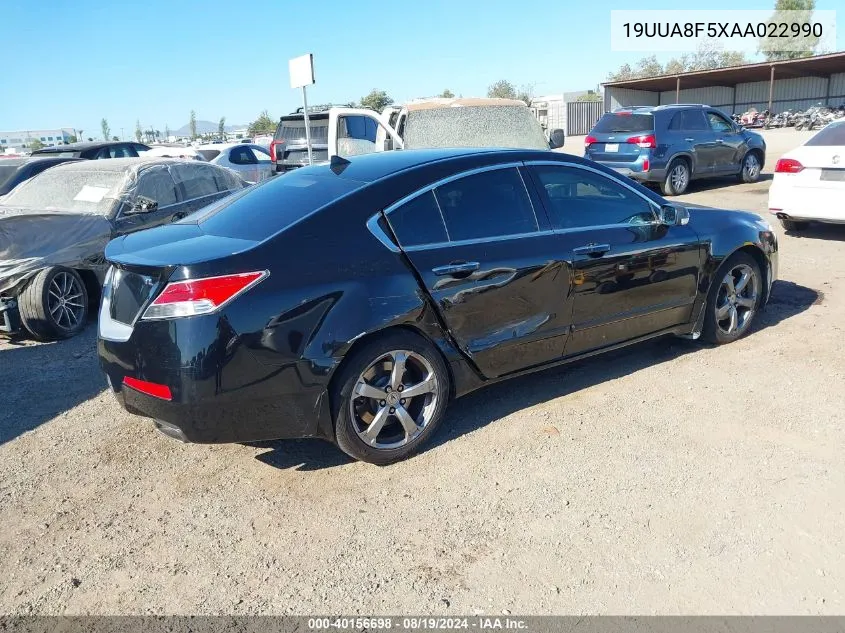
xmin=1 ymin=129 xmax=844 ymax=615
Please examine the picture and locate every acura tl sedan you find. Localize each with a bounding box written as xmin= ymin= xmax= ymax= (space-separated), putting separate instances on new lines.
xmin=98 ymin=148 xmax=778 ymax=464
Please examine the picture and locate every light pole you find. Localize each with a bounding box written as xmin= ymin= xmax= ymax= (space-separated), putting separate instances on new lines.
xmin=120 ymin=127 xmax=124 ymax=141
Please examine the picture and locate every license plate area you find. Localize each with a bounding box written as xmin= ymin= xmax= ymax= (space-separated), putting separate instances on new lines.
xmin=605 ymin=143 xmax=619 ymax=153
xmin=820 ymin=169 xmax=845 ymax=182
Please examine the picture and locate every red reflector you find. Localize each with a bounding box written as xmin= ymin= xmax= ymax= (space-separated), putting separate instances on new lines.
xmin=585 ymin=135 xmax=597 ymax=147
xmin=643 ymin=158 xmax=650 ymax=172
xmin=123 ymin=376 xmax=172 ymax=400
xmin=627 ymin=134 xmax=656 ymax=149
xmin=617 ymin=111 xmax=632 ymax=116
xmin=775 ymin=158 xmax=804 ymax=173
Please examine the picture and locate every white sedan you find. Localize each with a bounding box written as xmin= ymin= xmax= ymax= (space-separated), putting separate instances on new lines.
xmin=195 ymin=143 xmax=273 ymax=183
xmin=769 ymin=120 xmax=845 ymax=231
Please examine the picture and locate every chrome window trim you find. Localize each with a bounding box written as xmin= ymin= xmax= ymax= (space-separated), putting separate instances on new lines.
xmin=403 ymin=229 xmax=558 ymax=252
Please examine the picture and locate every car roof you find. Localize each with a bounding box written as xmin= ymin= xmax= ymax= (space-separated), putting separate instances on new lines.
xmin=46 ymin=157 xmax=212 ymax=173
xmin=0 ymin=156 xmax=84 ymax=168
xmin=294 ymin=147 xmax=587 ymax=183
xmin=404 ymin=97 xmax=528 ymax=112
xmin=32 ymin=141 xmax=147 ymax=153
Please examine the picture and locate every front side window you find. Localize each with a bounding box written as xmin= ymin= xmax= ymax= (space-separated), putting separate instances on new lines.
xmin=135 ymin=167 xmax=179 ymax=207
xmin=433 ymin=167 xmax=537 ymax=242
xmin=707 ymin=112 xmax=734 ymax=133
xmin=387 ymin=191 xmax=448 ymax=247
xmin=530 ymin=165 xmax=655 ymax=230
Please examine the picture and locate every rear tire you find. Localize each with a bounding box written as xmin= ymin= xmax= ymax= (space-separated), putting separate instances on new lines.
xmin=18 ymin=266 xmax=89 ymax=341
xmin=780 ymin=218 xmax=809 ymax=231
xmin=701 ymin=252 xmax=762 ymax=345
xmin=737 ymin=151 xmax=762 ymax=183
xmin=332 ymin=330 xmax=450 ymax=465
xmin=660 ymin=158 xmax=690 ymax=196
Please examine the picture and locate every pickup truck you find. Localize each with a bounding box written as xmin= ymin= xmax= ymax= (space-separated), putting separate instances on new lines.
xmin=269 ymin=97 xmax=566 ymax=173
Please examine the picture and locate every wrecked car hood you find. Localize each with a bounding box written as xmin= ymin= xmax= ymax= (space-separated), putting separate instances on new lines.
xmin=0 ymin=206 xmax=112 ymax=294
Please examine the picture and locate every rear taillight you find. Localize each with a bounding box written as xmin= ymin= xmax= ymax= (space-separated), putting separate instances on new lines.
xmin=123 ymin=376 xmax=172 ymax=401
xmin=642 ymin=158 xmax=650 ymax=172
xmin=585 ymin=135 xmax=597 ymax=147
xmin=269 ymin=139 xmax=282 ymax=161
xmin=627 ymin=134 xmax=656 ymax=149
xmin=142 ymin=271 xmax=268 ymax=320
xmin=775 ymin=158 xmax=804 ymax=173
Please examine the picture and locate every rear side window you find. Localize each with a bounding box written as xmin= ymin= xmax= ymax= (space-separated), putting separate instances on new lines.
xmin=669 ymin=110 xmax=709 ymax=131
xmin=198 ymin=149 xmax=221 ymax=161
xmin=592 ymin=113 xmax=654 ymax=134
xmin=387 ymin=191 xmax=448 ymax=247
xmin=433 ymin=167 xmax=537 ymax=242
xmin=229 ymin=146 xmax=256 ymax=165
xmin=170 ymin=163 xmax=219 ymax=199
xmin=192 ymin=171 xmax=363 ymax=241
xmin=135 ymin=167 xmax=179 ymax=206
xmin=806 ymin=122 xmax=845 ymax=146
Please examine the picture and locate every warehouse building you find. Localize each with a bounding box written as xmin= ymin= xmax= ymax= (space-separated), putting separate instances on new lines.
xmin=0 ymin=128 xmax=77 ymax=151
xmin=603 ymin=51 xmax=845 ymax=117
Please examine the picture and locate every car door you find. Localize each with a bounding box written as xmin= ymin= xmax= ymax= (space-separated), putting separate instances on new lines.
xmin=525 ymin=161 xmax=701 ymax=357
xmin=669 ymin=109 xmax=716 ymax=177
xmin=706 ymin=110 xmax=744 ymax=174
xmin=112 ymin=165 xmax=183 ymax=235
xmin=383 ymin=164 xmax=573 ymax=378
xmin=329 ymin=108 xmax=404 ymax=159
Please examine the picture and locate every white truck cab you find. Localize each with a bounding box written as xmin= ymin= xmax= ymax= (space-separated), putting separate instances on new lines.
xmin=270 ymin=98 xmax=564 ymax=173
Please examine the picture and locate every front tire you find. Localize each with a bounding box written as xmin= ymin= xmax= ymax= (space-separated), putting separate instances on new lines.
xmin=660 ymin=158 xmax=690 ymax=196
xmin=332 ymin=331 xmax=450 ymax=465
xmin=737 ymin=151 xmax=762 ymax=183
xmin=780 ymin=218 xmax=809 ymax=231
xmin=18 ymin=266 xmax=89 ymax=341
xmin=701 ymin=252 xmax=762 ymax=345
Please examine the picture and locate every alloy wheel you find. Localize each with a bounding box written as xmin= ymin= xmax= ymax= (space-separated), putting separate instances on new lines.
xmin=714 ymin=264 xmax=759 ymax=336
xmin=670 ymin=164 xmax=688 ymax=192
xmin=349 ymin=350 xmax=439 ymax=450
xmin=48 ymin=272 xmax=85 ymax=331
xmin=743 ymin=154 xmax=760 ymax=180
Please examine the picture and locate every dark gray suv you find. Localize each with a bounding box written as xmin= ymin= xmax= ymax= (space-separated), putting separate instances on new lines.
xmin=584 ymin=104 xmax=766 ymax=196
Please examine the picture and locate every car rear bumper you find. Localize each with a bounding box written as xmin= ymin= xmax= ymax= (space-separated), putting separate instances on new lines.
xmin=585 ymin=155 xmax=665 ymax=183
xmin=768 ymin=182 xmax=845 ymax=223
xmin=98 ymin=317 xmax=335 ymax=444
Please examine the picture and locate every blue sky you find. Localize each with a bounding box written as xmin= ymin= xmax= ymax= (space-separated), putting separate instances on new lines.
xmin=1 ymin=0 xmax=842 ymax=139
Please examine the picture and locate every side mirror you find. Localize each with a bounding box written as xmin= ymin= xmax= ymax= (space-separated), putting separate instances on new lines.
xmin=130 ymin=195 xmax=158 ymax=214
xmin=549 ymin=128 xmax=566 ymax=150
xmin=658 ymin=204 xmax=690 ymax=226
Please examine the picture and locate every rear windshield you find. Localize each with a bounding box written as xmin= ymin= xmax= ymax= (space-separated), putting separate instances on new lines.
xmin=592 ymin=112 xmax=654 ymax=134
xmin=189 ymin=169 xmax=364 ymax=241
xmin=805 ymin=121 xmax=845 ymax=146
xmin=1 ymin=168 xmax=126 ymax=214
xmin=275 ymin=118 xmax=330 ymax=144
xmin=404 ymin=105 xmax=549 ymax=150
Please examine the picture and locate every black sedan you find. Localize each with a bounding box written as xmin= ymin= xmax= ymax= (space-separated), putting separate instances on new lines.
xmin=0 ymin=156 xmax=83 ymax=196
xmin=98 ymin=148 xmax=778 ymax=464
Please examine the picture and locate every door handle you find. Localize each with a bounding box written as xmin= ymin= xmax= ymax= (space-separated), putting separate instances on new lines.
xmin=684 ymin=137 xmax=695 ymax=142
xmin=716 ymin=138 xmax=725 ymax=144
xmin=573 ymin=243 xmax=611 ymax=258
xmin=171 ymin=211 xmax=187 ymax=222
xmin=432 ymin=261 xmax=480 ymax=276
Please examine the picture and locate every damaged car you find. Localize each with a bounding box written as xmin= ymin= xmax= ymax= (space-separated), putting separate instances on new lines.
xmin=0 ymin=157 xmax=247 ymax=340
xmin=98 ymin=148 xmax=778 ymax=464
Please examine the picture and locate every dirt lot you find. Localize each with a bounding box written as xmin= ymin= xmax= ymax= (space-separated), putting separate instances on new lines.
xmin=2 ymin=128 xmax=844 ymax=615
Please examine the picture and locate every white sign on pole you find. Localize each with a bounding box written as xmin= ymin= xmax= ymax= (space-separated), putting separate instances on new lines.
xmin=289 ymin=54 xmax=315 ymax=90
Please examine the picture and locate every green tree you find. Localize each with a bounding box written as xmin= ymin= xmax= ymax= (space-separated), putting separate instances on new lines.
xmin=517 ymin=83 xmax=535 ymax=105
xmin=67 ymin=135 xmax=77 ymax=143
xmin=189 ymin=110 xmax=198 ymax=140
xmin=29 ymin=139 xmax=44 ymax=150
xmin=111 ymin=136 xmax=119 ymax=141
xmin=218 ymin=117 xmax=226 ymax=137
xmin=359 ymin=89 xmax=394 ymax=112
xmin=248 ymin=110 xmax=276 ymax=136
xmin=759 ymin=0 xmax=819 ymax=60
xmin=439 ymin=89 xmax=455 ymax=98
xmin=135 ymin=119 xmax=142 ymax=142
xmin=576 ymin=90 xmax=603 ymax=102
xmin=608 ymin=41 xmax=748 ymax=80
xmin=487 ymin=79 xmax=517 ymax=99
xmin=101 ymin=118 xmax=110 ymax=141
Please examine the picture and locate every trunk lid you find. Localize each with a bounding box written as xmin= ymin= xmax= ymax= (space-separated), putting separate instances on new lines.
xmin=782 ymin=147 xmax=845 ymax=191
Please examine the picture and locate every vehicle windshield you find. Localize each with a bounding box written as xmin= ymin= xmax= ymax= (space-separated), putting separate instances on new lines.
xmin=276 ymin=118 xmax=330 ymax=144
xmin=403 ymin=105 xmax=550 ymax=150
xmin=805 ymin=121 xmax=845 ymax=146
xmin=1 ymin=168 xmax=126 ymax=214
xmin=592 ymin=112 xmax=654 ymax=133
